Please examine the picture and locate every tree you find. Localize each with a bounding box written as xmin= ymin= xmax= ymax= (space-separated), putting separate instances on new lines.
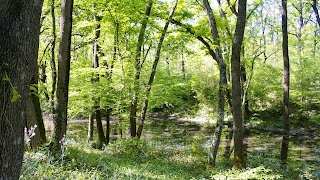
xmin=50 ymin=0 xmax=57 ymax=116
xmin=53 ymin=0 xmax=74 ymax=152
xmin=129 ymin=0 xmax=153 ymax=137
xmin=0 ymin=0 xmax=44 ymax=178
xmin=231 ymin=0 xmax=247 ymax=169
xmin=92 ymin=3 xmax=106 ymax=146
xmin=311 ymin=0 xmax=320 ymax=27
xmin=280 ymin=0 xmax=290 ymax=169
xmin=202 ymin=0 xmax=228 ymax=166
xmin=137 ymin=0 xmax=179 ymax=138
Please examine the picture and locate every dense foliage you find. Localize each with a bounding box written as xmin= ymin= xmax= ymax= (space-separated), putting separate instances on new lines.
xmin=21 ymin=0 xmax=320 ymax=178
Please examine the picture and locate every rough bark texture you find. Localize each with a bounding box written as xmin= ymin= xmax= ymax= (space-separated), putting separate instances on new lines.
xmin=129 ymin=0 xmax=153 ymax=137
xmin=53 ymin=0 xmax=74 ymax=152
xmin=137 ymin=0 xmax=178 ymax=139
xmin=280 ymin=0 xmax=290 ymax=169
xmin=0 ymin=0 xmax=43 ymax=178
xmin=231 ymin=0 xmax=247 ymax=169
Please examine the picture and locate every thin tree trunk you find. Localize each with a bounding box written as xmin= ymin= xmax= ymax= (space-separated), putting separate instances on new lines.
xmin=53 ymin=0 xmax=74 ymax=152
xmin=137 ymin=0 xmax=178 ymax=139
xmin=40 ymin=60 xmax=50 ymax=101
xmin=129 ymin=0 xmax=153 ymax=137
xmin=203 ymin=0 xmax=228 ymax=167
xmin=181 ymin=50 xmax=186 ymax=80
xmin=0 ymin=0 xmax=44 ymax=178
xmin=106 ymin=109 xmax=111 ymax=144
xmin=26 ymin=95 xmax=41 ymax=149
xmin=30 ymin=70 xmax=47 ymax=144
xmin=87 ymin=114 xmax=94 ymax=143
xmin=50 ymin=0 xmax=57 ymax=116
xmin=95 ymin=106 xmax=106 ymax=146
xmin=280 ymin=0 xmax=290 ymax=169
xmin=231 ymin=0 xmax=247 ymax=169
xmin=92 ymin=3 xmax=106 ymax=146
xmin=312 ymin=0 xmax=320 ymax=27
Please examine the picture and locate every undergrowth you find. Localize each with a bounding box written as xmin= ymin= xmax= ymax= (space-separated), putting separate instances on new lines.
xmin=20 ymin=119 xmax=320 ymax=179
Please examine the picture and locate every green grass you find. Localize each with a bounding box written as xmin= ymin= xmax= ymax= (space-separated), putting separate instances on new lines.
xmin=21 ymin=118 xmax=320 ymax=179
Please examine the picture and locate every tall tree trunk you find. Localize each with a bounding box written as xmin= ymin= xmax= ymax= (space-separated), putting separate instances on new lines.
xmin=137 ymin=0 xmax=178 ymax=139
xmin=0 ymin=0 xmax=44 ymax=178
xmin=92 ymin=3 xmax=106 ymax=146
xmin=203 ymin=0 xmax=228 ymax=167
xmin=50 ymin=0 xmax=57 ymax=116
xmin=53 ymin=0 xmax=74 ymax=152
xmin=129 ymin=0 xmax=153 ymax=137
xmin=280 ymin=0 xmax=290 ymax=169
xmin=231 ymin=0 xmax=247 ymax=169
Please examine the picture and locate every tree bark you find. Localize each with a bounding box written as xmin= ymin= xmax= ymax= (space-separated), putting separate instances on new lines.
xmin=0 ymin=0 xmax=44 ymax=178
xmin=92 ymin=3 xmax=106 ymax=146
xmin=129 ymin=0 xmax=153 ymax=137
xmin=53 ymin=0 xmax=74 ymax=152
xmin=203 ymin=0 xmax=228 ymax=167
xmin=87 ymin=114 xmax=94 ymax=143
xmin=50 ymin=0 xmax=57 ymax=117
xmin=312 ymin=0 xmax=320 ymax=27
xmin=29 ymin=66 xmax=47 ymax=145
xmin=137 ymin=0 xmax=178 ymax=139
xmin=231 ymin=0 xmax=247 ymax=169
xmin=280 ymin=0 xmax=290 ymax=169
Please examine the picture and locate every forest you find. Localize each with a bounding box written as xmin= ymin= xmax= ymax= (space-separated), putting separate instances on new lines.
xmin=0 ymin=0 xmax=319 ymax=179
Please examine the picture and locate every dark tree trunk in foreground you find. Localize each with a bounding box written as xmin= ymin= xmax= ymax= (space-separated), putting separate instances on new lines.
xmin=0 ymin=0 xmax=44 ymax=178
xmin=53 ymin=0 xmax=74 ymax=152
xmin=129 ymin=0 xmax=153 ymax=137
xmin=280 ymin=0 xmax=290 ymax=169
xmin=203 ymin=0 xmax=228 ymax=166
xmin=137 ymin=0 xmax=178 ymax=138
xmin=231 ymin=0 xmax=247 ymax=169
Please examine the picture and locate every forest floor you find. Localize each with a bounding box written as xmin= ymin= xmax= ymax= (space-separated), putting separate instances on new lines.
xmin=22 ymin=113 xmax=320 ymax=179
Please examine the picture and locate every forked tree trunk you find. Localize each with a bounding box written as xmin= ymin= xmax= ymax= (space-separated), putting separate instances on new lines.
xmin=0 ymin=0 xmax=44 ymax=178
xmin=129 ymin=0 xmax=153 ymax=137
xmin=203 ymin=0 xmax=227 ymax=166
xmin=53 ymin=0 xmax=74 ymax=152
xmin=280 ymin=0 xmax=290 ymax=169
xmin=137 ymin=0 xmax=178 ymax=139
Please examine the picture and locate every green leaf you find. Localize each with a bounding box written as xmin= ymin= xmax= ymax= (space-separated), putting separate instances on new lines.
xmin=11 ymin=87 xmax=21 ymax=103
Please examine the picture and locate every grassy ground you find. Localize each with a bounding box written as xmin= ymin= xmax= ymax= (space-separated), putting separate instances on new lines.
xmin=21 ymin=117 xmax=320 ymax=179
